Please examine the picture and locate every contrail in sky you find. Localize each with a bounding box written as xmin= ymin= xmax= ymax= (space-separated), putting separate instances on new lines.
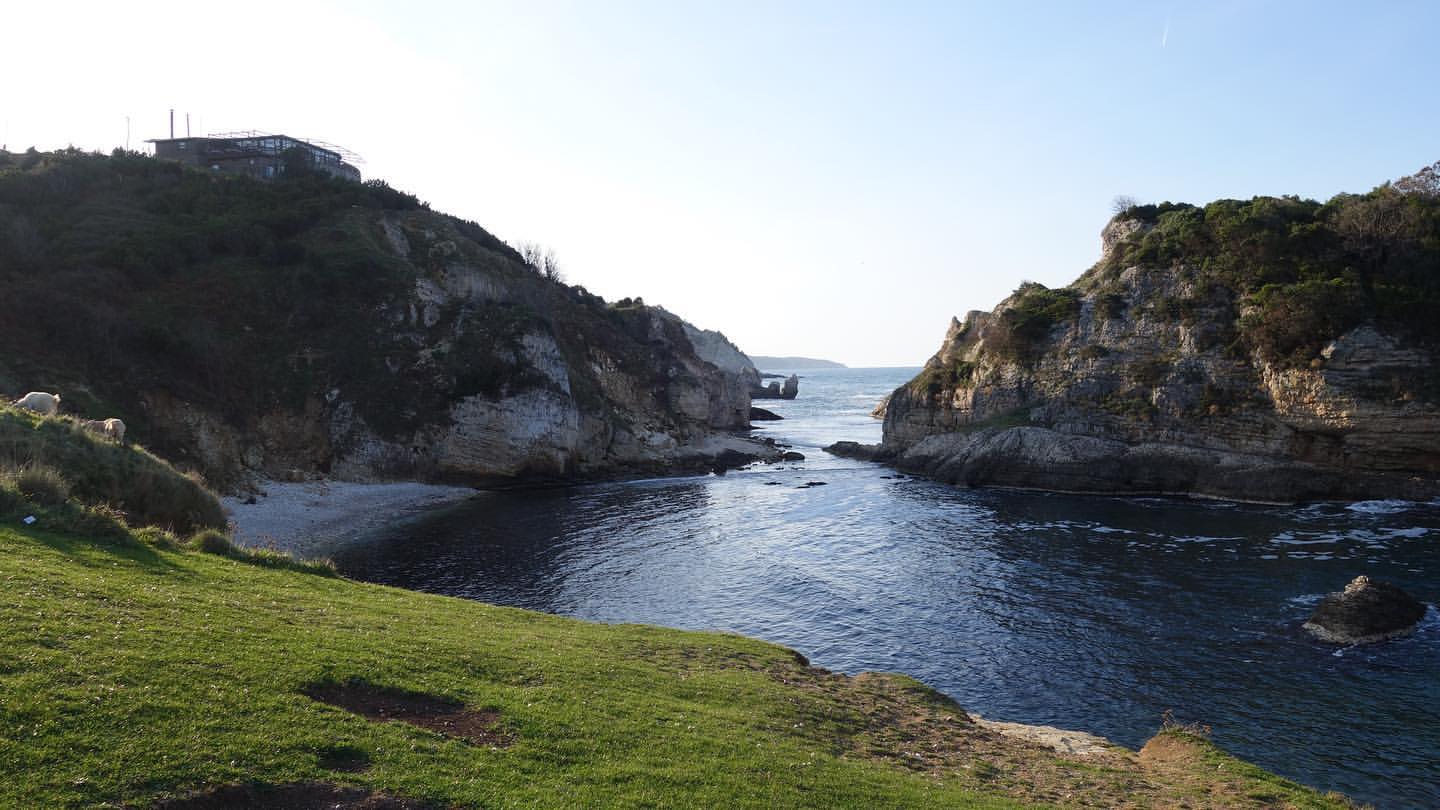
xmin=1162 ymin=19 xmax=1170 ymax=48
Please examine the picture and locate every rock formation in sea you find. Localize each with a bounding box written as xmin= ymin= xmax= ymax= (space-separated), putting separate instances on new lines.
xmin=1303 ymin=576 xmax=1428 ymax=644
xmin=862 ymin=171 xmax=1440 ymax=503
xmin=752 ymin=374 xmax=800 ymax=400
xmin=0 ymin=151 xmax=773 ymax=490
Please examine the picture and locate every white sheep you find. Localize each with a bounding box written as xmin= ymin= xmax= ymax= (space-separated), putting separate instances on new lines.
xmin=103 ymin=418 xmax=126 ymax=444
xmin=78 ymin=418 xmax=108 ymax=437
xmin=13 ymin=391 xmax=61 ymax=416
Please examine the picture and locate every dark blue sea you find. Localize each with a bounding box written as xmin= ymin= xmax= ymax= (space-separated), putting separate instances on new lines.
xmin=335 ymin=367 xmax=1440 ymax=808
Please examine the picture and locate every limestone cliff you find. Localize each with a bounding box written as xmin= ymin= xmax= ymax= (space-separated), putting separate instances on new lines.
xmin=0 ymin=151 xmax=765 ymax=489
xmin=871 ymin=182 xmax=1440 ymax=503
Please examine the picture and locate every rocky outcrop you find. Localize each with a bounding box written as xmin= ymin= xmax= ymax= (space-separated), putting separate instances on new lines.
xmin=665 ymin=309 xmax=764 ymax=393
xmin=749 ymin=406 xmax=783 ymax=421
xmin=752 ymin=374 xmax=800 ymax=400
xmin=136 ymin=254 xmax=770 ymax=488
xmin=1303 ymin=576 xmax=1428 ymax=644
xmin=874 ymin=208 xmax=1440 ymax=503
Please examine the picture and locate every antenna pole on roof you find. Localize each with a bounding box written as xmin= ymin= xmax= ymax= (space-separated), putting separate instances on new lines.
xmin=169 ymin=109 xmax=174 ymax=139
xmin=186 ymin=113 xmax=190 ymax=138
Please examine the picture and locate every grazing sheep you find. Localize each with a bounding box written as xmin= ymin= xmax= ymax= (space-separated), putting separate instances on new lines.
xmin=103 ymin=418 xmax=126 ymax=444
xmin=13 ymin=391 xmax=61 ymax=416
xmin=78 ymin=419 xmax=108 ymax=437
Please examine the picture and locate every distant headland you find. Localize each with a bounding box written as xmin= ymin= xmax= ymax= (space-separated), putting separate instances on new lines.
xmin=749 ymin=356 xmax=847 ymax=369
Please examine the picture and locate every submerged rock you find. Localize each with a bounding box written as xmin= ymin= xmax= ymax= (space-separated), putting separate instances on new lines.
xmin=1303 ymin=576 xmax=1427 ymax=645
xmin=824 ymin=441 xmax=895 ymax=462
xmin=750 ymin=406 xmax=783 ymax=421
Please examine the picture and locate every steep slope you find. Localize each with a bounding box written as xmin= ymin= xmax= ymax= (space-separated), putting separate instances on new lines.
xmin=868 ymin=170 xmax=1440 ymax=502
xmin=0 ymin=150 xmax=764 ymax=489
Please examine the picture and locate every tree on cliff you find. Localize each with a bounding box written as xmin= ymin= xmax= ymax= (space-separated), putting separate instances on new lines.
xmin=516 ymin=240 xmax=565 ymax=282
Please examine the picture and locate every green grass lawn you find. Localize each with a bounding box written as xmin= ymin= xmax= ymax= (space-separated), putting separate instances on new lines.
xmin=0 ymin=523 xmax=1022 ymax=809
xmin=0 ymin=521 xmax=1354 ymax=809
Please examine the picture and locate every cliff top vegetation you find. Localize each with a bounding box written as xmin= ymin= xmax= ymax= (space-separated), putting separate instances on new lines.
xmin=1095 ymin=162 xmax=1440 ymax=367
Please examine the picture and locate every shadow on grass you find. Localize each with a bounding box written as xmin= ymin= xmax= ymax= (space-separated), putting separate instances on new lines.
xmin=19 ymin=524 xmax=181 ymax=573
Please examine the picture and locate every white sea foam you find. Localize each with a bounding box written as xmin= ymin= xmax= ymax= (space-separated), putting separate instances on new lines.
xmin=1170 ymin=534 xmax=1244 ymax=544
xmin=1272 ymin=531 xmax=1341 ymax=545
xmin=1346 ymin=499 xmax=1418 ymax=515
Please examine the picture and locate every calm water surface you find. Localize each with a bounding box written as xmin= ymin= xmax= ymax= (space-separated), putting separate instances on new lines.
xmin=337 ymin=367 xmax=1440 ymax=808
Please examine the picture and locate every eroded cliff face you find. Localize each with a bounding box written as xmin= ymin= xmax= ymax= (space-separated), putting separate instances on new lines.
xmin=878 ymin=219 xmax=1440 ymax=503
xmin=114 ymin=211 xmax=757 ymax=489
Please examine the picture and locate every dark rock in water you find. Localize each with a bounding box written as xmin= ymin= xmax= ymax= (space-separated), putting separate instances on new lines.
xmin=1303 ymin=576 xmax=1427 ymax=644
xmin=825 ymin=441 xmax=896 ymax=462
xmin=796 ymin=481 xmax=828 ymax=489
xmin=709 ymin=449 xmax=758 ymax=475
xmin=750 ymin=406 xmax=784 ymax=421
xmin=779 ymin=451 xmax=805 ymax=462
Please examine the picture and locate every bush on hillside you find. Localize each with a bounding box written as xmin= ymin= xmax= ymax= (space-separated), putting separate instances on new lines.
xmin=188 ymin=528 xmax=235 ymax=555
xmin=988 ymin=283 xmax=1081 ymax=363
xmin=0 ymin=407 xmax=224 ymax=533
xmin=8 ymin=463 xmax=71 ymax=505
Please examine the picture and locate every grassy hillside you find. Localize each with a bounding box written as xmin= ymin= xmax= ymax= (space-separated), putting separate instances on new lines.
xmin=0 ymin=404 xmax=223 ymax=533
xmin=0 ymin=522 xmax=1355 ymax=809
xmin=0 ymin=149 xmax=746 ymax=488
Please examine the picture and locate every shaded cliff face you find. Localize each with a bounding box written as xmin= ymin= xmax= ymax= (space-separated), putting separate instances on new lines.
xmin=0 ymin=151 xmax=753 ymax=489
xmin=882 ymin=186 xmax=1440 ymax=502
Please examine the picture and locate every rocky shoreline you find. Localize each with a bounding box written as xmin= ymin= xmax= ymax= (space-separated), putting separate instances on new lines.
xmin=228 ymin=431 xmax=786 ymax=557
xmin=829 ymin=427 xmax=1440 ymax=505
xmin=859 ymin=203 xmax=1440 ymax=504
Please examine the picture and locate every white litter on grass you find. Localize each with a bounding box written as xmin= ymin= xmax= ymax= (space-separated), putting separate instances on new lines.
xmin=22 ymin=515 xmax=36 ymax=525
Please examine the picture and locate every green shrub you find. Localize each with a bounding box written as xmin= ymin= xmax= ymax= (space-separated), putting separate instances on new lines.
xmin=133 ymin=526 xmax=181 ymax=550
xmin=189 ymin=528 xmax=236 ymax=555
xmin=989 ymin=283 xmax=1081 ymax=362
xmin=1095 ymin=292 xmax=1128 ymax=320
xmin=1242 ymin=278 xmax=1366 ymax=366
xmin=909 ymin=359 xmax=977 ymax=397
xmin=9 ymin=464 xmax=71 ymax=506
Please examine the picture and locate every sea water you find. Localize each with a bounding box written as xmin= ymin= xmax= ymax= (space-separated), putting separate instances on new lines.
xmin=336 ymin=367 xmax=1440 ymax=808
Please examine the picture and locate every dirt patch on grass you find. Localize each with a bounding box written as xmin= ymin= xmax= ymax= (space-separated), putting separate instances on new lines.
xmin=315 ymin=744 xmax=373 ymax=773
xmin=147 ymin=781 xmax=434 ymax=809
xmin=303 ymin=681 xmax=512 ymax=747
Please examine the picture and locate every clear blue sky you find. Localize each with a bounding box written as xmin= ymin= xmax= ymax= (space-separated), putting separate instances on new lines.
xmin=5 ymin=1 xmax=1438 ymax=365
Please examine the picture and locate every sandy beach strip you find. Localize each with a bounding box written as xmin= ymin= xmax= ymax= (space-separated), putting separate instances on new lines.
xmin=222 ymin=480 xmax=478 ymax=558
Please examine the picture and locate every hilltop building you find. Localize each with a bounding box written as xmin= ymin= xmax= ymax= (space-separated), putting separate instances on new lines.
xmin=147 ymin=131 xmax=361 ymax=182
